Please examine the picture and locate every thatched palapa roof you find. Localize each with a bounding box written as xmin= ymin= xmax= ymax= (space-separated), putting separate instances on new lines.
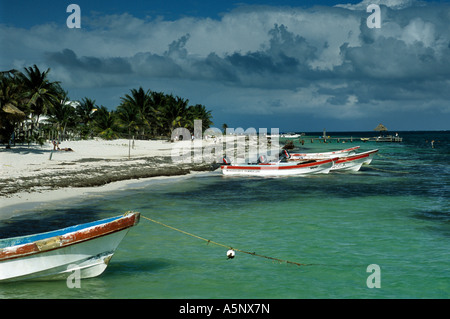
xmin=374 ymin=123 xmax=388 ymax=131
xmin=1 ymin=103 xmax=26 ymax=120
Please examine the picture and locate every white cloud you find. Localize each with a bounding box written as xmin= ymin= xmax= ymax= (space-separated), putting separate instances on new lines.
xmin=335 ymin=0 xmax=424 ymax=10
xmin=1 ymin=0 xmax=449 ymax=129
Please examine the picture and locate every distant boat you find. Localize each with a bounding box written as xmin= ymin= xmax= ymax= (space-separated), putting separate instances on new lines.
xmin=290 ymin=146 xmax=360 ymax=160
xmin=0 ymin=212 xmax=140 ymax=282
xmin=281 ymin=133 xmax=300 ymax=138
xmin=369 ymin=135 xmax=403 ymax=142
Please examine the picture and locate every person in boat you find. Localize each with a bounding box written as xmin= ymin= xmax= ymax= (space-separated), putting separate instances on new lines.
xmin=257 ymin=154 xmax=268 ymax=164
xmin=278 ymin=149 xmax=290 ymax=162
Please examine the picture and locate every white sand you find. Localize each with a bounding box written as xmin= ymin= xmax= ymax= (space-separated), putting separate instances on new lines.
xmin=0 ymin=138 xmax=219 ymax=219
xmin=1 ymin=138 xmax=172 ymax=180
xmin=0 ymin=135 xmax=275 ymax=219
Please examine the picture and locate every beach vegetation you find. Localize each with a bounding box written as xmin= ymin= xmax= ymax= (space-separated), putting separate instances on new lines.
xmin=19 ymin=65 xmax=63 ymax=129
xmin=0 ymin=65 xmax=214 ymax=146
xmin=117 ymin=87 xmax=155 ymax=140
xmin=187 ymin=104 xmax=213 ymax=133
xmin=47 ymin=92 xmax=77 ymax=141
xmin=92 ymin=106 xmax=120 ymax=140
xmin=0 ymin=70 xmax=27 ymax=147
xmin=116 ymin=87 xmax=213 ymax=140
xmin=75 ymin=97 xmax=98 ymax=139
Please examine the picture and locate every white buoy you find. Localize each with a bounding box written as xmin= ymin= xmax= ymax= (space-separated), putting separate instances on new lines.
xmin=227 ymin=249 xmax=235 ymax=259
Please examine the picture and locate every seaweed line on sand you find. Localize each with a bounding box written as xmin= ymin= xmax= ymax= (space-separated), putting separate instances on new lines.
xmin=0 ymin=156 xmax=218 ymax=197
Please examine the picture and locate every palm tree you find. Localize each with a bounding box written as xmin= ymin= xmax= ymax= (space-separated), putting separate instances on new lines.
xmin=160 ymin=94 xmax=190 ymax=136
xmin=19 ymin=65 xmax=62 ymax=118
xmin=47 ymin=93 xmax=77 ymax=141
xmin=187 ymin=104 xmax=213 ymax=132
xmin=76 ymin=97 xmax=97 ymax=138
xmin=148 ymin=91 xmax=165 ymax=136
xmin=222 ymin=123 xmax=228 ymax=133
xmin=18 ymin=65 xmax=63 ymax=141
xmin=117 ymin=94 xmax=141 ymax=137
xmin=92 ymin=106 xmax=119 ymax=140
xmin=119 ymin=87 xmax=157 ymax=139
xmin=116 ymin=96 xmax=142 ymax=158
xmin=0 ymin=71 xmax=26 ymax=146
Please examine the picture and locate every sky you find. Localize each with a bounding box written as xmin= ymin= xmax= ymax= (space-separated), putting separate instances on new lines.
xmin=1 ymin=0 xmax=449 ymax=132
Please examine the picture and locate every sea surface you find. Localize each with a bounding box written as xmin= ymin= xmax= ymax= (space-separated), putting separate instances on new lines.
xmin=0 ymin=131 xmax=449 ymax=299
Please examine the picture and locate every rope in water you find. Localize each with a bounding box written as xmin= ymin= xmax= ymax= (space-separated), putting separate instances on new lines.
xmin=139 ymin=154 xmax=409 ymax=267
xmin=141 ymin=215 xmax=310 ymax=267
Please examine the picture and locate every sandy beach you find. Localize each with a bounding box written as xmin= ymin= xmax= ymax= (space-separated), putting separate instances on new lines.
xmin=0 ymin=138 xmax=220 ymax=217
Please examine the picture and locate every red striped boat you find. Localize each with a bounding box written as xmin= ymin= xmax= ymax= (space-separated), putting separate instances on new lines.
xmin=221 ymin=157 xmax=336 ymax=176
xmin=290 ymin=146 xmax=360 ymax=160
xmin=330 ymin=149 xmax=378 ymax=171
xmin=0 ymin=212 xmax=140 ymax=282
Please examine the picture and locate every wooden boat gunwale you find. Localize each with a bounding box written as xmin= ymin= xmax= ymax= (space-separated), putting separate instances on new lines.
xmin=290 ymin=146 xmax=361 ymax=158
xmin=333 ymin=149 xmax=378 ymax=164
xmin=220 ymin=157 xmax=336 ymax=171
xmin=0 ymin=212 xmax=140 ymax=262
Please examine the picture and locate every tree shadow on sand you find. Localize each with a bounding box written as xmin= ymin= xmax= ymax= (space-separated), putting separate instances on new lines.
xmin=0 ymin=146 xmax=52 ymax=155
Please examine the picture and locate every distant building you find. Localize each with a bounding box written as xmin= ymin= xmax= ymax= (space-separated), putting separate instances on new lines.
xmin=374 ymin=123 xmax=388 ymax=131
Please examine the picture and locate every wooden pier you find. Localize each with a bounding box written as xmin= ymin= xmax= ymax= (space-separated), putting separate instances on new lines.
xmin=283 ymin=134 xmax=403 ymax=144
xmin=366 ymin=135 xmax=403 ymax=142
xmin=290 ymin=127 xmax=403 ymax=144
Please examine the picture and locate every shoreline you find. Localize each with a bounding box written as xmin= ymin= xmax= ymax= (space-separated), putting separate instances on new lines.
xmin=0 ymin=155 xmax=215 ymax=196
xmin=0 ymin=171 xmax=215 ymax=220
xmin=0 ymin=138 xmax=220 ymax=219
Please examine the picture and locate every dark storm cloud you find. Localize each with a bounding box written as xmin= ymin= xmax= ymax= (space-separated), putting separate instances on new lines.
xmin=36 ymin=3 xmax=450 ymax=93
xmin=2 ymin=0 xmax=449 ymax=126
xmin=46 ymin=49 xmax=132 ymax=74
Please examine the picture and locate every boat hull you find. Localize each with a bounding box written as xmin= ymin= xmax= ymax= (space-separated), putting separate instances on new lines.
xmin=290 ymin=146 xmax=360 ymax=160
xmin=221 ymin=158 xmax=334 ymax=176
xmin=0 ymin=212 xmax=140 ymax=282
xmin=331 ymin=150 xmax=378 ymax=171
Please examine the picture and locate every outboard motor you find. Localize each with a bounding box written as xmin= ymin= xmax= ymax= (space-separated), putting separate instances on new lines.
xmin=279 ymin=149 xmax=291 ymax=161
xmin=222 ymin=156 xmax=232 ymax=165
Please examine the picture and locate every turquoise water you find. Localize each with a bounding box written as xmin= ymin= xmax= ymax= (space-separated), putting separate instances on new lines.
xmin=0 ymin=131 xmax=449 ymax=299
